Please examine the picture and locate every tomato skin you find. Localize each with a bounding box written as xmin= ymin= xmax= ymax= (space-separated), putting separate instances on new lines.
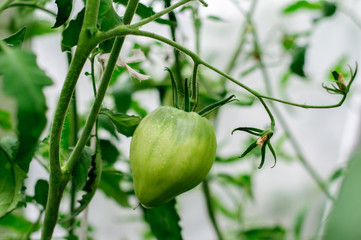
xmin=130 ymin=106 xmax=217 ymax=208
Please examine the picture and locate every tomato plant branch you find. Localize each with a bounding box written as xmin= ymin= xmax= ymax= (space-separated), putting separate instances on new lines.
xmin=0 ymin=1 xmax=56 ymax=16
xmin=130 ymin=0 xmax=194 ymax=29
xmin=43 ymin=0 xmax=102 ymax=238
xmin=63 ymin=0 xmax=140 ymax=174
xmin=247 ymin=13 xmax=336 ymax=200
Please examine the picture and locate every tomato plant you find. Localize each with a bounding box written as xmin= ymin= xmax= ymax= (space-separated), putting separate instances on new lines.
xmin=0 ymin=0 xmax=361 ymax=239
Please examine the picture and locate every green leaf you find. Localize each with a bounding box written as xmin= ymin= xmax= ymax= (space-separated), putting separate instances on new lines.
xmin=2 ymin=27 xmax=27 ymax=48
xmin=0 ymin=138 xmax=27 ymax=218
xmin=329 ymin=167 xmax=344 ymax=182
xmin=322 ymin=145 xmax=361 ymax=240
xmin=114 ymin=0 xmax=174 ymax=26
xmin=207 ymin=15 xmax=225 ymax=22
xmin=112 ymin=81 xmax=133 ymax=113
xmin=322 ymin=2 xmax=337 ymax=17
xmin=98 ymin=114 xmax=119 ymax=140
xmin=283 ymin=1 xmax=322 ymax=14
xmin=143 ymin=199 xmax=183 ymax=240
xmin=99 ymin=169 xmax=130 ymax=207
xmin=100 ymin=109 xmax=141 ymax=137
xmin=0 ymin=47 xmax=53 ymax=172
xmin=72 ymin=147 xmax=94 ymax=192
xmin=34 ymin=179 xmax=49 ymax=209
xmin=100 ymin=139 xmax=119 ymax=164
xmin=290 ymin=46 xmax=307 ymax=78
xmin=98 ymin=0 xmax=123 ymax=53
xmin=60 ymin=144 xmax=102 ymax=223
xmin=0 ymin=109 xmax=12 ymax=130
xmin=0 ymin=213 xmax=34 ymax=234
xmin=61 ymin=8 xmax=84 ymax=52
xmin=241 ymin=226 xmax=286 ymax=240
xmin=53 ymin=0 xmax=73 ymax=28
xmin=294 ymin=206 xmax=308 ymax=240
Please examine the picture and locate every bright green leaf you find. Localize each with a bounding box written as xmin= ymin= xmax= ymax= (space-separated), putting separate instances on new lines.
xmin=72 ymin=147 xmax=94 ymax=192
xmin=53 ymin=0 xmax=73 ymax=28
xmin=100 ymin=109 xmax=141 ymax=137
xmin=0 ymin=213 xmax=34 ymax=234
xmin=2 ymin=27 xmax=27 ymax=48
xmin=143 ymin=199 xmax=183 ymax=240
xmin=283 ymin=1 xmax=322 ymax=14
xmin=0 ymin=109 xmax=12 ymax=130
xmin=0 ymin=47 xmax=53 ymax=173
xmin=241 ymin=226 xmax=286 ymax=240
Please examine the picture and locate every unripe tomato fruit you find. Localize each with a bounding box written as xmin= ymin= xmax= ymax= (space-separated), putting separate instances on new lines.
xmin=130 ymin=106 xmax=217 ymax=208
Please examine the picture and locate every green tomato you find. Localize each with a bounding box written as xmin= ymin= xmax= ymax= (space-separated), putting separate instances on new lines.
xmin=130 ymin=106 xmax=217 ymax=208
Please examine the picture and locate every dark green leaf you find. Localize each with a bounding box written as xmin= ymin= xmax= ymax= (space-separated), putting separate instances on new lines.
xmin=60 ymin=144 xmax=102 ymax=223
xmin=322 ymin=2 xmax=337 ymax=17
xmin=98 ymin=114 xmax=119 ymax=140
xmin=283 ymin=1 xmax=322 ymax=14
xmin=2 ymin=27 xmax=27 ymax=48
xmin=0 ymin=47 xmax=53 ymax=172
xmin=72 ymin=147 xmax=94 ymax=192
xmin=0 ymin=138 xmax=27 ymax=218
xmin=53 ymin=0 xmax=73 ymax=28
xmin=112 ymin=81 xmax=133 ymax=113
xmin=100 ymin=109 xmax=141 ymax=137
xmin=99 ymin=139 xmax=119 ymax=164
xmin=61 ymin=9 xmax=84 ymax=52
xmin=0 ymin=109 xmax=12 ymax=130
xmin=290 ymin=46 xmax=307 ymax=77
xmin=99 ymin=169 xmax=130 ymax=207
xmin=143 ymin=199 xmax=183 ymax=240
xmin=323 ymin=145 xmax=361 ymax=240
xmin=241 ymin=226 xmax=286 ymax=240
xmin=34 ymin=179 xmax=49 ymax=209
xmin=114 ymin=0 xmax=174 ymax=26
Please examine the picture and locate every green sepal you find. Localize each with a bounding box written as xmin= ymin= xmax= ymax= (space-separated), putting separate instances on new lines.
xmin=198 ymin=95 xmax=237 ymax=117
xmin=165 ymin=67 xmax=179 ymax=109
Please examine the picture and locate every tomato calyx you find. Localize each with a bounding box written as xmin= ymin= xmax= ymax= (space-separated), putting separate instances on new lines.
xmin=322 ymin=63 xmax=358 ymax=95
xmin=232 ymin=126 xmax=277 ymax=169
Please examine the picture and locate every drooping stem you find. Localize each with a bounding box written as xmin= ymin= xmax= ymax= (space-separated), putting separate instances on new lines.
xmin=202 ymin=179 xmax=224 ymax=240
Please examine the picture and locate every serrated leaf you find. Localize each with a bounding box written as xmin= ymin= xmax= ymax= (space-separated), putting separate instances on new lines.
xmin=0 ymin=47 xmax=53 ymax=172
xmin=34 ymin=179 xmax=49 ymax=209
xmin=323 ymin=145 xmax=361 ymax=240
xmin=143 ymin=199 xmax=183 ymax=240
xmin=72 ymin=147 xmax=94 ymax=192
xmin=99 ymin=169 xmax=130 ymax=207
xmin=283 ymin=1 xmax=322 ymax=14
xmin=53 ymin=0 xmax=73 ymax=28
xmin=2 ymin=27 xmax=27 ymax=48
xmin=114 ymin=0 xmax=174 ymax=26
xmin=290 ymin=46 xmax=307 ymax=78
xmin=61 ymin=8 xmax=84 ymax=52
xmin=100 ymin=139 xmax=119 ymax=164
xmin=60 ymin=144 xmax=102 ymax=223
xmin=0 ymin=109 xmax=12 ymax=130
xmin=100 ymin=109 xmax=141 ymax=137
xmin=0 ymin=138 xmax=27 ymax=218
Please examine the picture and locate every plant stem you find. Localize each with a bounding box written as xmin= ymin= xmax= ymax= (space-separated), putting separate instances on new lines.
xmin=63 ymin=0 xmax=140 ymax=174
xmin=1 ymin=2 xmax=56 ymax=16
xmin=202 ymin=179 xmax=224 ymax=240
xmin=43 ymin=0 xmax=101 ymax=238
xmin=247 ymin=12 xmax=335 ymax=201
